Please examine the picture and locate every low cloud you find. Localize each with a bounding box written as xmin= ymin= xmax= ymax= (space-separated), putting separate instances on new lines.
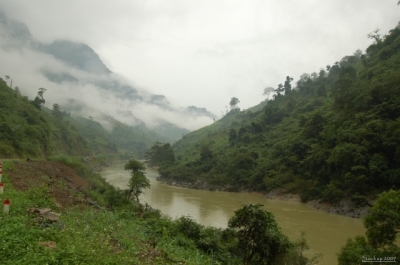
xmin=1 ymin=1 xmax=399 ymax=128
xmin=0 ymin=35 xmax=213 ymax=132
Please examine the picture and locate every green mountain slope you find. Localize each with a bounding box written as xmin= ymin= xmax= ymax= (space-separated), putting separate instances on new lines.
xmin=159 ymin=26 xmax=400 ymax=203
xmin=0 ymin=79 xmax=91 ymax=158
xmin=0 ymin=78 xmax=175 ymax=159
xmin=174 ymin=100 xmax=268 ymax=151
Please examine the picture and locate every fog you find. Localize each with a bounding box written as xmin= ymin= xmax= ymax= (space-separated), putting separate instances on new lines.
xmin=0 ymin=19 xmax=214 ymax=131
xmin=1 ymin=1 xmax=399 ymax=131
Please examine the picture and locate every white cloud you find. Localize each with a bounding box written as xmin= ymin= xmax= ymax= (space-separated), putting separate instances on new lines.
xmin=0 ymin=34 xmax=212 ymax=131
xmin=1 ymin=0 xmax=399 ymax=122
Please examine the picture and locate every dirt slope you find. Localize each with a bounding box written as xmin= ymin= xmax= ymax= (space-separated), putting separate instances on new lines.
xmin=7 ymin=161 xmax=90 ymax=209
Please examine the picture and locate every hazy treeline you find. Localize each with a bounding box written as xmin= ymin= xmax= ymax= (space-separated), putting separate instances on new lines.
xmin=0 ymin=77 xmax=174 ymax=159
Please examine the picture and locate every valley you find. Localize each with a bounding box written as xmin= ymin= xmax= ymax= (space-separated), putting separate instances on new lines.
xmin=0 ymin=3 xmax=400 ymax=264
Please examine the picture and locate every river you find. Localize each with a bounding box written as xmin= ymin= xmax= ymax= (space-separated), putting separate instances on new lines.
xmin=100 ymin=161 xmax=366 ymax=265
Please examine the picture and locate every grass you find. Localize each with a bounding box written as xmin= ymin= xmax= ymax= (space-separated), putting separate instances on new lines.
xmin=0 ymin=161 xmax=215 ymax=265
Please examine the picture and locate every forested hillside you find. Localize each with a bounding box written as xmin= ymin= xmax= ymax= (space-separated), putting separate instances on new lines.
xmin=0 ymin=77 xmax=171 ymax=159
xmin=0 ymin=78 xmax=92 ymax=157
xmin=156 ymin=26 xmax=400 ymax=203
xmin=67 ymin=115 xmax=173 ymax=159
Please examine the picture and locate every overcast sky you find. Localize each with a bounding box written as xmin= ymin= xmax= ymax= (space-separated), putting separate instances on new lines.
xmin=1 ymin=0 xmax=399 ymax=117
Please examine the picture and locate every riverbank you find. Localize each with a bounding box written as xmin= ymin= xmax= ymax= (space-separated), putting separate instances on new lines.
xmin=156 ymin=176 xmax=372 ymax=218
xmin=265 ymin=189 xmax=372 ymax=218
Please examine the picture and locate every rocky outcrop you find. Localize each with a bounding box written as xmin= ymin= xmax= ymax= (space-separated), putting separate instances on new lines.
xmin=156 ymin=177 xmax=239 ymax=192
xmin=265 ymin=190 xmax=372 ymax=218
xmin=265 ymin=190 xmax=301 ymax=202
xmin=306 ymin=199 xmax=372 ymax=218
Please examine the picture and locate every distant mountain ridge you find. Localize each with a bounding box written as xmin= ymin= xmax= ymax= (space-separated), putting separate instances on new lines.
xmin=185 ymin=106 xmax=216 ymax=119
xmin=0 ymin=10 xmax=216 ymax=142
xmin=40 ymin=40 xmax=112 ymax=75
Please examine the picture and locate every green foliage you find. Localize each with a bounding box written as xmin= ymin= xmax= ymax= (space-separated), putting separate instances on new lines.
xmin=111 ymin=124 xmax=153 ymax=158
xmin=66 ymin=116 xmax=118 ymax=156
xmin=124 ymin=159 xmax=146 ymax=173
xmin=0 ymin=171 xmax=211 ymax=264
xmin=48 ymin=154 xmax=85 ymax=172
xmin=284 ymin=76 xmax=293 ymax=94
xmin=176 ymin=216 xmax=202 ymax=240
xmin=31 ymin=87 xmax=46 ymax=110
xmin=0 ymin=79 xmax=95 ymax=158
xmin=145 ymin=142 xmax=175 ymax=167
xmin=199 ymin=145 xmax=213 ymax=162
xmin=337 ymin=190 xmax=400 ymax=264
xmin=124 ymin=159 xmax=150 ymax=209
xmin=283 ymin=231 xmax=323 ymax=265
xmin=338 ymin=236 xmax=376 ymax=265
xmin=228 ymin=204 xmax=291 ymax=265
xmin=0 ymin=72 xmax=175 ymax=158
xmin=364 ymin=190 xmax=400 ymax=248
xmin=51 ymin=103 xmax=63 ymax=121
xmin=48 ymin=154 xmax=129 ymax=209
xmin=229 ymin=128 xmax=237 ymax=146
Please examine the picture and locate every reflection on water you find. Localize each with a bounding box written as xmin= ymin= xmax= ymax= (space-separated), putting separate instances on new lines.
xmin=100 ymin=161 xmax=365 ymax=265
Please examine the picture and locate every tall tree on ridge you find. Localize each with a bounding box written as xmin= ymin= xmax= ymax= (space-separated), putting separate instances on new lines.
xmin=230 ymin=97 xmax=240 ymax=109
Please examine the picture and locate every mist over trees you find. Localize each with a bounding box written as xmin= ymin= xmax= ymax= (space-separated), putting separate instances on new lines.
xmin=0 ymin=11 xmax=214 ymax=142
xmin=0 ymin=76 xmax=179 ymax=159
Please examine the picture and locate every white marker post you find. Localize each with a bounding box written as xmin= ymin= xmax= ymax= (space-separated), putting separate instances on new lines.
xmin=3 ymin=198 xmax=10 ymax=214
xmin=0 ymin=182 xmax=3 ymax=194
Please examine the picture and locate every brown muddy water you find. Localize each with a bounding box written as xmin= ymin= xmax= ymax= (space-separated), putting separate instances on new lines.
xmin=100 ymin=161 xmax=365 ymax=265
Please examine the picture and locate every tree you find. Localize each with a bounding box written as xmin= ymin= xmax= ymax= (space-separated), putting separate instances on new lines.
xmin=364 ymin=190 xmax=400 ymax=248
xmin=228 ymin=204 xmax=291 ymax=264
xmin=284 ymin=231 xmax=322 ymax=265
xmin=264 ymin=105 xmax=284 ymax=125
xmin=230 ymin=97 xmax=240 ymax=109
xmin=145 ymin=142 xmax=175 ymax=167
xmin=52 ymin=103 xmax=63 ymax=121
xmin=284 ymin=76 xmax=293 ymax=94
xmin=31 ymin=87 xmax=47 ymax=110
xmin=274 ymin=83 xmax=284 ymax=93
xmin=337 ymin=190 xmax=400 ymax=264
xmin=367 ymin=29 xmax=382 ymax=44
xmin=296 ymin=74 xmax=311 ymax=93
xmin=310 ymin=72 xmax=318 ymax=80
xmin=124 ymin=159 xmax=150 ymax=213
